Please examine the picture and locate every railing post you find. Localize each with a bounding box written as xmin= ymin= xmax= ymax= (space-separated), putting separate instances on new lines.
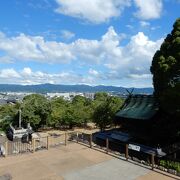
xmin=77 ymin=132 xmax=79 ymax=143
xmin=5 ymin=141 xmax=8 ymax=157
xmin=32 ymin=138 xmax=35 ymax=153
xmin=151 ymin=154 xmax=155 ymax=170
xmin=106 ymin=138 xmax=109 ymax=154
xmin=89 ymin=134 xmax=92 ymax=148
xmin=125 ymin=144 xmax=129 ymax=160
xmin=47 ymin=136 xmax=50 ymax=150
xmin=65 ymin=132 xmax=67 ymax=146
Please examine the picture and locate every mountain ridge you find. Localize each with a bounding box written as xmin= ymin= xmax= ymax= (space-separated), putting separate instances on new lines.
xmin=0 ymin=84 xmax=153 ymax=94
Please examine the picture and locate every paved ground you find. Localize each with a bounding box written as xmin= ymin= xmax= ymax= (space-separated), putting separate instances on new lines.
xmin=0 ymin=143 xmax=178 ymax=180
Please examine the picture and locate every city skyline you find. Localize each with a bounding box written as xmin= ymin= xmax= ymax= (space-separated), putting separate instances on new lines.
xmin=0 ymin=0 xmax=179 ymax=87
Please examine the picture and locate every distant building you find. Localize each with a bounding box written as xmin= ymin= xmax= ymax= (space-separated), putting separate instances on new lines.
xmin=46 ymin=92 xmax=71 ymax=100
xmin=83 ymin=93 xmax=95 ymax=99
xmin=0 ymin=99 xmax=7 ymax=105
xmin=6 ymin=98 xmax=17 ymax=104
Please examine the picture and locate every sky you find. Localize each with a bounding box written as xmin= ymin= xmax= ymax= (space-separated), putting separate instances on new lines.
xmin=0 ymin=0 xmax=179 ymax=87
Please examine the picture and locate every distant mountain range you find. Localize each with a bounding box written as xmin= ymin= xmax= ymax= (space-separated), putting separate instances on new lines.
xmin=0 ymin=84 xmax=153 ymax=94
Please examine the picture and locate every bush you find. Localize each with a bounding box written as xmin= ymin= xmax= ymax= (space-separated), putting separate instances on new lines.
xmin=160 ymin=160 xmax=180 ymax=172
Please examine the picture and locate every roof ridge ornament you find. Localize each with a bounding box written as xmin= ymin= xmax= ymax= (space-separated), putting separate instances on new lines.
xmin=126 ymin=88 xmax=134 ymax=97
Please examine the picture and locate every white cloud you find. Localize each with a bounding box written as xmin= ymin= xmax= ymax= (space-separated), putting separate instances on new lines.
xmin=0 ymin=67 xmax=96 ymax=85
xmin=0 ymin=68 xmax=20 ymax=78
xmin=134 ymin=0 xmax=163 ymax=20
xmin=0 ymin=27 xmax=162 ymax=66
xmin=21 ymin=67 xmax=32 ymax=76
xmin=103 ymin=31 xmax=163 ymax=85
xmin=89 ymin=68 xmax=99 ymax=76
xmin=60 ymin=30 xmax=75 ymax=40
xmin=54 ymin=0 xmax=163 ymax=23
xmin=0 ymin=56 xmax=13 ymax=63
xmin=28 ymin=0 xmax=52 ymax=9
xmin=128 ymin=73 xmax=152 ymax=79
xmin=0 ymin=32 xmax=75 ymax=64
xmin=140 ymin=21 xmax=150 ymax=27
xmin=151 ymin=26 xmax=160 ymax=31
xmin=55 ymin=0 xmax=131 ymax=24
xmin=0 ymin=66 xmax=154 ymax=87
xmin=0 ymin=27 xmax=163 ymax=87
xmin=126 ymin=24 xmax=134 ymax=29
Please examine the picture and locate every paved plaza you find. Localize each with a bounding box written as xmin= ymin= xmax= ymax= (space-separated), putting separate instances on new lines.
xmin=0 ymin=143 xmax=178 ymax=180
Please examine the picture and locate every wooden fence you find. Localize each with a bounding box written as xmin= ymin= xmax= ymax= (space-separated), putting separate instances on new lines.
xmin=0 ymin=131 xmax=180 ymax=177
xmin=67 ymin=131 xmax=180 ymax=177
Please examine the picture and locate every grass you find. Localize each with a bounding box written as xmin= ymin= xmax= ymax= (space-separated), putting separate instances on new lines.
xmin=160 ymin=160 xmax=180 ymax=172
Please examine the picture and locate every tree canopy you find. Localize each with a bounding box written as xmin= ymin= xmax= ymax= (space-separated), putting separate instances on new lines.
xmin=21 ymin=94 xmax=52 ymax=130
xmin=0 ymin=103 xmax=19 ymax=131
xmin=0 ymin=93 xmax=123 ymax=131
xmin=150 ymin=18 xmax=180 ymax=117
xmin=93 ymin=92 xmax=124 ymax=131
xmin=50 ymin=97 xmax=67 ymax=127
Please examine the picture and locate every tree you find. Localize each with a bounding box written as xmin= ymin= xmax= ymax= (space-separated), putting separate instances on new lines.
xmin=94 ymin=92 xmax=108 ymax=101
xmin=150 ymin=18 xmax=180 ymax=117
xmin=93 ymin=94 xmax=123 ymax=131
xmin=50 ymin=97 xmax=67 ymax=127
xmin=0 ymin=104 xmax=19 ymax=131
xmin=61 ymin=95 xmax=93 ymax=129
xmin=62 ymin=103 xmax=76 ymax=129
xmin=72 ymin=95 xmax=93 ymax=126
xmin=21 ymin=94 xmax=52 ymax=130
xmin=93 ymin=92 xmax=109 ymax=109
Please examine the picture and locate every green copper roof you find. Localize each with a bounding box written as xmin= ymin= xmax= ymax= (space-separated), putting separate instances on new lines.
xmin=116 ymin=95 xmax=159 ymax=120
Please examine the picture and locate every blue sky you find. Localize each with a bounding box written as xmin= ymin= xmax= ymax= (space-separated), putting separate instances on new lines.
xmin=0 ymin=0 xmax=179 ymax=87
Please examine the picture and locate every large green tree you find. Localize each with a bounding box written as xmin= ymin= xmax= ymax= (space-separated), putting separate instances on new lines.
xmin=0 ymin=103 xmax=19 ymax=131
xmin=62 ymin=95 xmax=93 ymax=129
xmin=150 ymin=18 xmax=180 ymax=117
xmin=50 ymin=97 xmax=67 ymax=127
xmin=93 ymin=92 xmax=123 ymax=131
xmin=21 ymin=94 xmax=52 ymax=130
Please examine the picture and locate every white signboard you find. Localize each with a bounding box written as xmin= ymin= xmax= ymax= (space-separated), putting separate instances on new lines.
xmin=128 ymin=144 xmax=140 ymax=152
